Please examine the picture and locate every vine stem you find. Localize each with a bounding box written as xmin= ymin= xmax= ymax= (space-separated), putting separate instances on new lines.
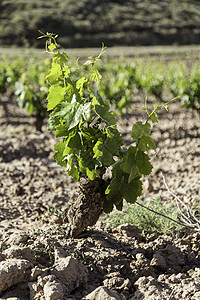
xmin=135 ymin=201 xmax=186 ymax=227
xmin=161 ymin=173 xmax=200 ymax=229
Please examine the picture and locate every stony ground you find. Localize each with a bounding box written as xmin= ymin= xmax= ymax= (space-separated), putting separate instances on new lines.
xmin=0 ymin=90 xmax=200 ymax=299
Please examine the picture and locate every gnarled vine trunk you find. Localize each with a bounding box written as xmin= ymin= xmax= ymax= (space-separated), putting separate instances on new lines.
xmin=64 ymin=177 xmax=106 ymax=237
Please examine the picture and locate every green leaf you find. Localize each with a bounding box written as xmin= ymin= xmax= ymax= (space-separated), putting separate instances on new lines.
xmin=47 ymin=101 xmax=74 ymax=132
xmin=66 ymin=156 xmax=80 ymax=181
xmin=128 ymin=165 xmax=138 ymax=184
xmin=53 ymin=52 xmax=69 ymax=67
xmin=48 ymin=43 xmax=57 ymax=52
xmin=79 ymin=150 xmax=96 ymax=172
xmin=64 ymin=83 xmax=75 ymax=103
xmin=46 ymin=62 xmax=62 ymax=85
xmin=98 ymin=109 xmax=116 ymax=126
xmin=67 ymin=163 xmax=80 ymax=181
xmin=131 ymin=121 xmax=151 ymax=141
xmin=150 ymin=111 xmax=158 ymax=123
xmin=55 ymin=123 xmax=68 ymax=138
xmin=64 ymin=153 xmax=80 ymax=181
xmin=138 ymin=136 xmax=156 ymax=151
xmin=53 ymin=141 xmax=67 ymax=167
xmin=106 ymin=127 xmax=121 ymax=139
xmin=123 ymin=178 xmax=142 ymax=203
xmin=62 ymin=102 xmax=83 ymax=130
xmin=47 ymin=111 xmax=60 ymax=131
xmin=86 ymin=168 xmax=99 ymax=180
xmin=106 ymin=176 xmax=124 ymax=204
xmin=27 ymin=102 xmax=34 ymax=115
xmin=106 ymin=164 xmax=125 ymax=203
xmin=63 ymin=146 xmax=73 ymax=156
xmin=63 ymin=65 xmax=70 ymax=78
xmin=115 ymin=201 xmax=123 ymax=211
xmin=81 ymin=126 xmax=100 ymax=141
xmin=153 ymin=104 xmax=157 ymax=110
xmin=93 ymin=129 xmax=123 ymax=167
xmin=93 ymin=140 xmax=115 ymax=166
xmin=55 ymin=101 xmax=93 ymax=131
xmin=76 ymin=77 xmax=87 ymax=96
xmin=136 ymin=150 xmax=153 ymax=175
xmin=91 ymin=69 xmax=102 ymax=83
xmin=67 ymin=130 xmax=82 ymax=150
xmin=91 ymin=88 xmax=109 ymax=108
xmin=103 ymin=200 xmax=114 ymax=213
xmin=119 ymin=146 xmax=139 ymax=183
xmin=120 ymin=146 xmax=136 ymax=174
xmin=106 ymin=127 xmax=124 ymax=153
xmin=106 ymin=166 xmax=142 ymax=206
xmin=83 ymin=102 xmax=93 ymax=122
xmin=91 ymin=89 xmax=116 ymax=125
xmin=59 ymin=129 xmax=82 ymax=156
xmin=47 ymin=86 xmax=67 ymax=110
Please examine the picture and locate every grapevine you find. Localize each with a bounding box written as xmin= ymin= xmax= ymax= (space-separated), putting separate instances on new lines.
xmin=40 ymin=32 xmax=175 ymax=236
xmin=14 ymin=58 xmax=50 ymax=131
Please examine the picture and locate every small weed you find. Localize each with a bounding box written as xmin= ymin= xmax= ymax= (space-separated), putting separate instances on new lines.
xmin=101 ymin=197 xmax=186 ymax=237
xmin=72 ymin=249 xmax=100 ymax=267
xmin=2 ymin=245 xmax=7 ymax=251
xmin=39 ymin=241 xmax=55 ymax=264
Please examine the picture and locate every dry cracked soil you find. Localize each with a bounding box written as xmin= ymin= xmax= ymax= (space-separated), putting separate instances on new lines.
xmin=0 ymin=90 xmax=200 ymax=300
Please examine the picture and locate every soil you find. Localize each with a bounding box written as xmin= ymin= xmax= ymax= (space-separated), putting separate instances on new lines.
xmin=0 ymin=90 xmax=200 ymax=299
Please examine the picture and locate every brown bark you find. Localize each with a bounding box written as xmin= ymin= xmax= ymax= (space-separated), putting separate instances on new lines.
xmin=64 ymin=177 xmax=105 ymax=237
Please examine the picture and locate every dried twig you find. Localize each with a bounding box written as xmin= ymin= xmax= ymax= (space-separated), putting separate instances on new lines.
xmin=135 ymin=174 xmax=200 ymax=231
xmin=161 ymin=173 xmax=200 ymax=230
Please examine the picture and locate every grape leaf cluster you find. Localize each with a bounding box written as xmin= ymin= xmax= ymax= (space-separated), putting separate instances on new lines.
xmin=42 ymin=32 xmax=157 ymax=213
